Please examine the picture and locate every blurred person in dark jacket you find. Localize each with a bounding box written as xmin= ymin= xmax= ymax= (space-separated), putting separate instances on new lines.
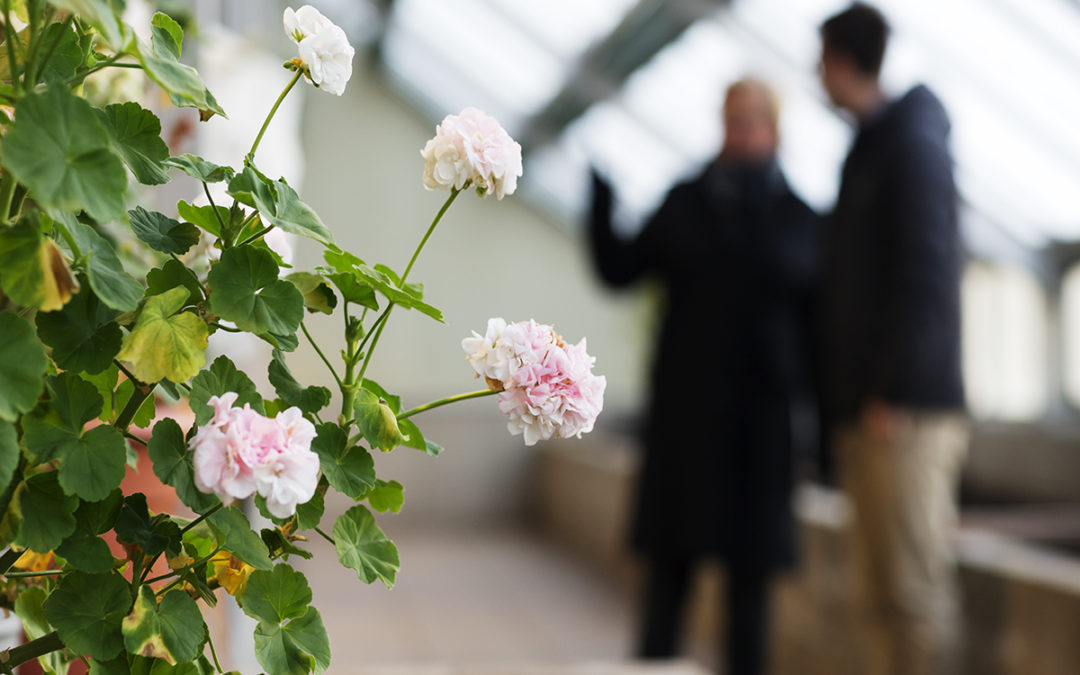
xmin=817 ymin=5 xmax=968 ymax=674
xmin=588 ymin=78 xmax=818 ymax=675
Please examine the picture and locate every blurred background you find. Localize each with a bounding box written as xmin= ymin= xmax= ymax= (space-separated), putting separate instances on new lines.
xmin=60 ymin=0 xmax=1080 ymax=672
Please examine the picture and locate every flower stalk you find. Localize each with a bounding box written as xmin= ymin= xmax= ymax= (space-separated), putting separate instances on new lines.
xmin=396 ymin=389 xmax=497 ymax=421
xmin=248 ymin=70 xmax=303 ymax=164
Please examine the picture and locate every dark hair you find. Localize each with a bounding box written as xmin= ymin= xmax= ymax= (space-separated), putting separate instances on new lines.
xmin=820 ymin=3 xmax=890 ymax=77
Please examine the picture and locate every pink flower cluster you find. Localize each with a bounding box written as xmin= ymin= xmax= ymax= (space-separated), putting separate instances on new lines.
xmin=421 ymin=107 xmax=523 ymax=199
xmin=191 ymin=393 xmax=321 ymax=518
xmin=462 ymin=319 xmax=606 ymax=446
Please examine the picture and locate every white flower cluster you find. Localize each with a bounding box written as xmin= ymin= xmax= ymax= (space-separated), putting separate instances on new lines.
xmin=283 ymin=5 xmax=354 ymax=96
xmin=421 ymin=108 xmax=523 ymax=199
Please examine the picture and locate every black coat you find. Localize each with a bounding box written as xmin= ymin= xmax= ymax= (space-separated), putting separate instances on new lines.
xmin=820 ymin=85 xmax=965 ymax=426
xmin=588 ymin=160 xmax=818 ymax=567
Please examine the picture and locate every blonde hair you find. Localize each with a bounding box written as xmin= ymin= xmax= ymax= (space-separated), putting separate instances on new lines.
xmin=724 ymin=77 xmax=780 ymax=128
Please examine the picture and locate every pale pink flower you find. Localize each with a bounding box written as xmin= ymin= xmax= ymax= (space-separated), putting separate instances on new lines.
xmin=421 ymin=108 xmax=522 ymax=199
xmin=191 ymin=394 xmax=320 ymax=517
xmin=462 ymin=319 xmax=605 ymax=445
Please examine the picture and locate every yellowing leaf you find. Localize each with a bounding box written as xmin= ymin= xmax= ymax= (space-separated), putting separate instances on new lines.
xmin=0 ymin=221 xmax=78 ymax=311
xmin=117 ymin=286 xmax=208 ymax=383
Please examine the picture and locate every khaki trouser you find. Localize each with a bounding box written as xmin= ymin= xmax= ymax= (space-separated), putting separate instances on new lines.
xmin=837 ymin=413 xmax=969 ymax=675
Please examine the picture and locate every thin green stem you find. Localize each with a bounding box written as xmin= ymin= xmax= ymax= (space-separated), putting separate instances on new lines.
xmin=211 ymin=322 xmax=242 ymax=333
xmin=21 ymin=0 xmax=36 ymax=91
xmin=402 ymin=188 xmax=460 ymax=284
xmin=0 ymin=173 xmax=17 ymax=226
xmin=143 ymin=546 xmax=221 ymax=585
xmin=114 ymin=381 xmax=154 ymax=432
xmin=65 ymin=52 xmax=127 ymax=87
xmin=206 ymin=627 xmax=225 ymax=674
xmin=313 ymin=527 xmax=335 ymax=546
xmin=301 ymin=321 xmax=344 ymax=389
xmin=355 ymin=312 xmax=389 ymax=383
xmin=247 ymin=70 xmax=302 ymax=163
xmin=3 ymin=569 xmax=63 ymax=578
xmin=122 ymin=430 xmax=145 ymax=446
xmin=203 ymin=182 xmax=227 ymax=236
xmin=1 ymin=632 xmax=63 ymax=671
xmin=354 ymin=304 xmax=391 ymax=361
xmin=396 ymin=389 xmax=496 ymax=421
xmin=237 ymin=224 xmax=272 ymax=248
xmin=2 ymin=0 xmax=20 ymax=93
xmin=181 ymin=503 xmax=223 ymax=536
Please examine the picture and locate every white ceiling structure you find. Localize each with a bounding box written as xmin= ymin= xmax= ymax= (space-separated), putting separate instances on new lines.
xmin=370 ymin=0 xmax=1080 ymax=258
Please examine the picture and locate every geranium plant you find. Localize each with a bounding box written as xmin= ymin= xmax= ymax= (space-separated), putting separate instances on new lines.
xmin=0 ymin=3 xmax=604 ymax=674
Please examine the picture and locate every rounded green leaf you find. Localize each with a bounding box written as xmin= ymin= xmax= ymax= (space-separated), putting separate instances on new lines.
xmin=332 ymin=505 xmax=399 ymax=589
xmin=0 ymin=311 xmax=49 ymax=422
xmin=13 ymin=471 xmax=78 ymax=552
xmin=2 ymin=86 xmax=127 ymax=222
xmin=122 ymin=586 xmax=207 ymax=666
xmin=22 ymin=417 xmax=127 ymax=501
xmin=253 ymin=606 xmax=331 ymax=675
xmin=207 ymin=506 xmax=273 ymax=570
xmin=163 ymin=154 xmax=235 ymax=183
xmin=367 ymin=480 xmax=404 ymax=514
xmin=98 ymin=102 xmax=170 ymax=185
xmin=268 ymin=351 xmax=331 ymax=415
xmin=353 ymin=388 xmax=404 ymax=452
xmin=43 ymin=571 xmax=133 ymax=662
xmin=311 ymin=424 xmax=374 ymax=500
xmin=208 ymin=246 xmax=304 ymax=336
xmin=36 ymin=286 xmax=123 ymax=374
xmin=237 ymin=564 xmax=312 ymax=625
xmin=129 ymin=206 xmax=200 ymax=255
xmin=147 ymin=418 xmax=219 ymax=512
xmin=189 ymin=355 xmax=264 ymax=425
xmin=0 ymin=221 xmax=79 ymax=311
xmin=117 ymin=286 xmax=209 ymax=383
xmin=67 ymin=220 xmax=145 ymax=313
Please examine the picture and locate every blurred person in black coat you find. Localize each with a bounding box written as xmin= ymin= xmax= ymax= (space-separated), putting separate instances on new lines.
xmin=818 ymin=5 xmax=967 ymax=674
xmin=587 ymin=78 xmax=819 ymax=675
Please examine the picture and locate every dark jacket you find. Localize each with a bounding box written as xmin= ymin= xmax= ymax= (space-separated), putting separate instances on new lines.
xmin=589 ymin=159 xmax=818 ymax=566
xmin=820 ymin=85 xmax=965 ymax=425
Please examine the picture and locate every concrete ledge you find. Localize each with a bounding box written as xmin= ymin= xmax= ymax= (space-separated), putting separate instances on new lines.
xmin=534 ymin=440 xmax=1080 ymax=675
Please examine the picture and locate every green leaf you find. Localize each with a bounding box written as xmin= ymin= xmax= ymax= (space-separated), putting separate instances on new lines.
xmin=146 ymin=258 xmax=204 ymax=306
xmin=323 ymin=272 xmax=378 ymax=310
xmin=57 ymin=488 xmax=123 ymax=573
xmin=360 ymin=379 xmax=400 ymax=414
xmin=268 ymin=351 xmax=330 ymax=416
xmin=24 ymin=417 xmax=127 ymax=501
xmin=260 ymin=528 xmax=313 ymax=561
xmin=237 ymin=564 xmax=311 ymax=625
xmin=207 ymin=506 xmax=273 ymax=570
xmin=253 ymin=606 xmax=331 ymax=675
xmin=123 ymin=586 xmax=207 ymax=665
xmin=294 ymin=489 xmax=324 ymax=531
xmin=310 ymin=424 xmax=374 ymax=500
xmin=189 ymin=355 xmax=264 ymax=425
xmin=129 ymin=207 xmax=200 ymax=255
xmin=114 ymin=493 xmax=182 ymax=559
xmin=0 ymin=422 xmax=18 ymax=496
xmin=36 ymin=21 xmax=85 ymax=83
xmin=147 ymin=417 xmax=219 ymax=512
xmin=50 ymin=0 xmax=129 ymax=50
xmin=13 ymin=471 xmax=78 ymax=552
xmin=284 ymin=272 xmax=337 ymax=315
xmin=44 ymin=571 xmax=133 ymax=661
xmin=322 ymin=249 xmax=442 ymax=321
xmin=0 ymin=219 xmax=79 ymax=311
xmin=98 ymin=102 xmax=170 ymax=185
xmin=150 ymin=12 xmax=184 ymax=58
xmin=117 ymin=286 xmax=209 ymax=383
xmin=333 ymin=505 xmax=398 ymax=588
xmin=0 ymin=312 xmax=48 ymax=422
xmin=67 ymin=220 xmax=144 ymax=312
xmin=366 ymin=480 xmax=404 ymax=514
xmin=176 ymin=200 xmax=229 ymax=237
xmin=228 ymin=168 xmax=334 ymax=246
xmin=131 ymin=23 xmax=225 ymax=119
xmin=36 ymin=286 xmax=123 ymax=374
xmin=208 ymin=246 xmax=304 ymax=336
xmin=14 ymin=585 xmax=51 ymax=639
xmin=164 ymin=154 xmax=234 ymax=184
xmin=353 ymin=388 xmax=404 ymax=452
xmin=396 ymin=418 xmax=426 ymax=452
xmin=114 ymin=379 xmax=157 ymax=429
xmin=2 ymin=86 xmax=127 ymax=222
xmin=82 ymin=364 xmax=120 ymax=422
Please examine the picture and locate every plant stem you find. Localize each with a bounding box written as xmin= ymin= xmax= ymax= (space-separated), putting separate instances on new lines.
xmin=203 ymin=182 xmax=227 ymax=236
xmin=355 ymin=189 xmax=461 ymax=384
xmin=206 ymin=627 xmax=225 ymax=674
xmin=181 ymin=503 xmax=223 ymax=535
xmin=237 ymin=224 xmax=272 ymax=247
xmin=247 ymin=70 xmax=302 ymax=164
xmin=0 ymin=173 xmax=17 ymax=226
xmin=2 ymin=0 xmax=20 ymax=92
xmin=313 ymin=527 xmax=335 ymax=546
xmin=402 ymin=188 xmax=460 ymax=284
xmin=396 ymin=390 xmax=496 ymax=421
xmin=301 ymin=321 xmax=343 ymax=389
xmin=143 ymin=546 xmax=221 ymax=585
xmin=2 ymin=631 xmax=63 ymax=671
xmin=64 ymin=52 xmax=127 ymax=87
xmin=114 ymin=381 xmax=154 ymax=432
xmin=3 ymin=569 xmax=63 ymax=578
